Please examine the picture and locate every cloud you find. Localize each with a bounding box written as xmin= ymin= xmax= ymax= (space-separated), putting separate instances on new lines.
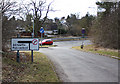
xmin=100 ymin=0 xmax=120 ymax=2
xmin=48 ymin=0 xmax=97 ymax=19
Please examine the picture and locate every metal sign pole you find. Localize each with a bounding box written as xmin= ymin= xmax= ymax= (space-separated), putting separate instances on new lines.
xmin=17 ymin=34 xmax=20 ymax=63
xmin=41 ymin=33 xmax=42 ymax=47
xmin=40 ymin=27 xmax=44 ymax=48
xmin=17 ymin=50 xmax=20 ymax=62
xmin=32 ymin=9 xmax=34 ymax=38
xmin=31 ymin=50 xmax=33 ymax=62
xmin=81 ymin=28 xmax=85 ymax=49
xmin=81 ymin=35 xmax=84 ymax=49
xmin=31 ymin=9 xmax=34 ymax=63
xmin=31 ymin=32 xmax=34 ymax=63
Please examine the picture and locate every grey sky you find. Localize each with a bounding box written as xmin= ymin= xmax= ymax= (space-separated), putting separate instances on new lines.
xmin=13 ymin=0 xmax=98 ymax=19
xmin=47 ymin=0 xmax=98 ymax=19
xmin=11 ymin=0 xmax=120 ymax=19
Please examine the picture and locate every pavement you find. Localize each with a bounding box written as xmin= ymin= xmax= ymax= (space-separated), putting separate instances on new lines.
xmin=39 ymin=40 xmax=118 ymax=82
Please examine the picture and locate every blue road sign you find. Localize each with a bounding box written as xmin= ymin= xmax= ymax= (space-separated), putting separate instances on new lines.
xmin=82 ymin=30 xmax=85 ymax=34
xmin=40 ymin=27 xmax=44 ymax=33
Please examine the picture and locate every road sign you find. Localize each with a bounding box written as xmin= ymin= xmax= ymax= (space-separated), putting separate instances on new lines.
xmin=82 ymin=29 xmax=85 ymax=34
xmin=32 ymin=39 xmax=38 ymax=45
xmin=11 ymin=38 xmax=39 ymax=51
xmin=40 ymin=27 xmax=44 ymax=33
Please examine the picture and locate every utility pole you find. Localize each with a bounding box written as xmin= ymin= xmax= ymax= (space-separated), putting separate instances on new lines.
xmin=32 ymin=9 xmax=34 ymax=38
xmin=31 ymin=9 xmax=34 ymax=62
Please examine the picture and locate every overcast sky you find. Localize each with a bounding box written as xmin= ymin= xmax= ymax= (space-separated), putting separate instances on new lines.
xmin=12 ymin=0 xmax=99 ymax=19
xmin=47 ymin=0 xmax=98 ymax=19
xmin=12 ymin=0 xmax=120 ymax=19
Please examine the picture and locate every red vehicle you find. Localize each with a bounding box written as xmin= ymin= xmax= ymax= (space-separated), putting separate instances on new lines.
xmin=39 ymin=39 xmax=53 ymax=45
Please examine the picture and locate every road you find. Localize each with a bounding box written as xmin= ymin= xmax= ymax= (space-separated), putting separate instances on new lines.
xmin=39 ymin=40 xmax=118 ymax=82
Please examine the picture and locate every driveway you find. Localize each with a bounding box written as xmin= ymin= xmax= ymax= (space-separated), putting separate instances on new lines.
xmin=39 ymin=40 xmax=118 ymax=82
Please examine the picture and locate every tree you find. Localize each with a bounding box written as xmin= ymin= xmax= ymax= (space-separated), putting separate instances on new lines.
xmin=66 ymin=14 xmax=79 ymax=35
xmin=79 ymin=13 xmax=95 ymax=35
xmin=1 ymin=0 xmax=19 ymax=51
xmin=22 ymin=0 xmax=54 ymax=37
xmin=54 ymin=17 xmax=67 ymax=35
xmin=66 ymin=13 xmax=94 ymax=36
xmin=25 ymin=14 xmax=33 ymax=32
xmin=90 ymin=1 xmax=119 ymax=49
xmin=0 ymin=0 xmax=22 ymax=19
xmin=96 ymin=1 xmax=118 ymax=16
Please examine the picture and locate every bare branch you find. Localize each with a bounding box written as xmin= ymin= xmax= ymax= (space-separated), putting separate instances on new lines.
xmin=42 ymin=1 xmax=53 ymax=24
xmin=1 ymin=1 xmax=17 ymax=15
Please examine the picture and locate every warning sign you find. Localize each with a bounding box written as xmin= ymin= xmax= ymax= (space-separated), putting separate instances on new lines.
xmin=11 ymin=38 xmax=39 ymax=51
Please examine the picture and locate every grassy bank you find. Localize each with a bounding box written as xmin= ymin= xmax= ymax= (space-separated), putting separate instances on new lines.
xmin=2 ymin=51 xmax=60 ymax=82
xmin=72 ymin=45 xmax=119 ymax=59
xmin=39 ymin=45 xmax=57 ymax=48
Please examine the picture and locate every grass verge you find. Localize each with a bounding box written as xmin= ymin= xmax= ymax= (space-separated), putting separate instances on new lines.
xmin=39 ymin=45 xmax=57 ymax=48
xmin=2 ymin=51 xmax=60 ymax=82
xmin=72 ymin=45 xmax=119 ymax=59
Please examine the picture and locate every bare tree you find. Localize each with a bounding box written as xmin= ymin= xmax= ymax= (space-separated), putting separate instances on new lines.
xmin=0 ymin=0 xmax=2 ymax=53
xmin=0 ymin=0 xmax=18 ymax=17
xmin=1 ymin=0 xmax=18 ymax=51
xmin=21 ymin=0 xmax=54 ymax=37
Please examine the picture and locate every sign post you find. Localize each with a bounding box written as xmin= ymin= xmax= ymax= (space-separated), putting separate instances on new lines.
xmin=31 ymin=50 xmax=33 ymax=62
xmin=31 ymin=9 xmax=35 ymax=62
xmin=17 ymin=49 xmax=20 ymax=62
xmin=17 ymin=34 xmax=20 ymax=62
xmin=81 ymin=28 xmax=85 ymax=49
xmin=40 ymin=27 xmax=44 ymax=47
xmin=11 ymin=38 xmax=39 ymax=62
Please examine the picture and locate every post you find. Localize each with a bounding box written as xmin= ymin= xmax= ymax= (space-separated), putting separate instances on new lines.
xmin=31 ymin=50 xmax=33 ymax=62
xmin=17 ymin=50 xmax=20 ymax=62
xmin=31 ymin=20 xmax=34 ymax=62
xmin=17 ymin=33 xmax=20 ymax=62
xmin=40 ymin=27 xmax=44 ymax=47
xmin=81 ymin=28 xmax=85 ymax=49
xmin=41 ymin=33 xmax=42 ymax=47
xmin=81 ymin=41 xmax=84 ymax=49
xmin=31 ymin=10 xmax=34 ymax=62
xmin=32 ymin=17 xmax=34 ymax=38
xmin=32 ymin=9 xmax=34 ymax=38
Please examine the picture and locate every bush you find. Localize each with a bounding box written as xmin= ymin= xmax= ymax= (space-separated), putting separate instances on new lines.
xmin=90 ymin=8 xmax=119 ymax=49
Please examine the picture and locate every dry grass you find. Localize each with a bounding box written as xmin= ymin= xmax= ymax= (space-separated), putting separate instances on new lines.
xmin=72 ymin=45 xmax=119 ymax=59
xmin=2 ymin=51 xmax=60 ymax=82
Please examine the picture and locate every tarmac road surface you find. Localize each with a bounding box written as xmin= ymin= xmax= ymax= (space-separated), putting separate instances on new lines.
xmin=39 ymin=40 xmax=118 ymax=82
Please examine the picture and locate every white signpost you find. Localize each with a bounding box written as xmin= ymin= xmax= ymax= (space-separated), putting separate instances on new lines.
xmin=11 ymin=38 xmax=39 ymax=63
xmin=11 ymin=38 xmax=39 ymax=51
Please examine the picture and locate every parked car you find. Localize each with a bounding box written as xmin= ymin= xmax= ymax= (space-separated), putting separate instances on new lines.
xmin=39 ymin=39 xmax=53 ymax=45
